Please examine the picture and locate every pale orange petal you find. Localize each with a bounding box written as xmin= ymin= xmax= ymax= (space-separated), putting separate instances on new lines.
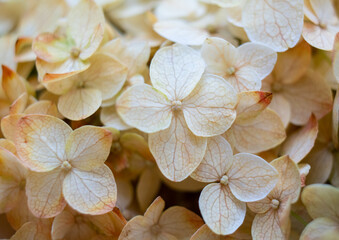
xmin=199 ymin=183 xmax=246 ymax=235
xmin=100 ymin=106 xmax=131 ymax=130
xmin=26 ymin=169 xmax=66 ymax=218
xmin=191 ymin=136 xmax=233 ymax=183
xmin=1 ymin=114 xmax=25 ymax=142
xmin=10 ymin=221 xmax=52 ymax=240
xmin=63 ymin=165 xmax=117 ymax=215
xmin=251 ymin=210 xmax=285 ymax=240
xmin=66 ymin=126 xmax=112 ymax=171
xmin=242 ymin=0 xmax=304 ymax=52
xmin=281 ymin=115 xmax=318 ymax=163
xmin=268 ymin=93 xmax=291 ymax=127
xmin=225 ymin=109 xmax=286 ymax=154
xmin=159 ymin=206 xmax=204 ymax=239
xmin=183 ymin=74 xmax=237 ymax=137
xmin=149 ymin=113 xmax=207 ymax=182
xmin=1 ymin=65 xmax=27 ymax=102
xmin=116 ymin=84 xmax=172 ymax=133
xmin=15 ymin=115 xmax=72 ymax=171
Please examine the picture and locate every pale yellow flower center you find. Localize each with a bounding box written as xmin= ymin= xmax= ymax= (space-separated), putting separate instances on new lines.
xmin=171 ymin=100 xmax=182 ymax=111
xmin=70 ymin=47 xmax=81 ymax=58
xmin=271 ymin=199 xmax=280 ymax=209
xmin=61 ymin=160 xmax=72 ymax=170
xmin=226 ymin=66 xmax=236 ymax=75
xmin=220 ymin=175 xmax=229 ymax=185
xmin=271 ymin=82 xmax=283 ymax=92
xmin=151 ymin=224 xmax=162 ymax=235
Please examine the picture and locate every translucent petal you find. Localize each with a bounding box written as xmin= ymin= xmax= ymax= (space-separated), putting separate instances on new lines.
xmin=300 ymin=217 xmax=339 ymax=240
xmin=228 ymin=153 xmax=278 ymax=202
xmin=251 ymin=210 xmax=285 ymax=240
xmin=199 ymin=183 xmax=246 ymax=235
xmin=100 ymin=106 xmax=131 ymax=131
xmin=150 ymin=44 xmax=205 ymax=101
xmin=58 ymin=88 xmax=102 ymax=120
xmin=116 ymin=84 xmax=172 ymax=133
xmin=149 ymin=113 xmax=207 ymax=182
xmin=26 ymin=168 xmax=67 ymax=218
xmin=66 ymin=126 xmax=112 ymax=171
xmin=281 ymin=115 xmax=318 ymax=163
xmin=1 ymin=65 xmax=27 ymax=102
xmin=63 ymin=165 xmax=117 ymax=215
xmin=15 ymin=115 xmax=72 ymax=172
xmin=191 ymin=136 xmax=233 ymax=183
xmin=183 ymin=74 xmax=237 ymax=137
xmin=242 ymin=0 xmax=304 ymax=52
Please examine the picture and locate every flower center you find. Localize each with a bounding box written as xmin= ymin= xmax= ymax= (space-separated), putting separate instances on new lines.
xmin=171 ymin=100 xmax=182 ymax=111
xmin=226 ymin=66 xmax=236 ymax=75
xmin=70 ymin=47 xmax=81 ymax=58
xmin=220 ymin=175 xmax=229 ymax=185
xmin=271 ymin=82 xmax=283 ymax=92
xmin=271 ymin=199 xmax=280 ymax=209
xmin=61 ymin=161 xmax=72 ymax=170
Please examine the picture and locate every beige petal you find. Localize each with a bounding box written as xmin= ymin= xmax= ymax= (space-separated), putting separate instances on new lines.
xmin=300 ymin=217 xmax=339 ymax=240
xmin=270 ymin=156 xmax=301 ymax=203
xmin=237 ymin=42 xmax=277 ymax=80
xmin=225 ymin=109 xmax=286 ymax=154
xmin=8 ymin=93 xmax=28 ymax=115
xmin=115 ymin=177 xmax=133 ymax=211
xmin=283 ymin=70 xmax=333 ymax=125
xmin=183 ymin=74 xmax=237 ymax=137
xmin=303 ymin=23 xmax=339 ymax=51
xmin=100 ymin=106 xmax=131 ymax=130
xmin=0 ymin=139 xmax=16 ymax=155
xmin=330 ymin=153 xmax=339 ymax=187
xmin=199 ymin=183 xmax=246 ymax=235
xmin=268 ymin=93 xmax=291 ymax=127
xmin=228 ymin=153 xmax=278 ymax=202
xmin=149 ymin=113 xmax=207 ymax=182
xmin=63 ymin=165 xmax=117 ymax=215
xmin=65 ymin=126 xmax=112 ymax=171
xmin=120 ymin=133 xmax=154 ymax=161
xmin=251 ymin=210 xmax=285 ymax=240
xmin=26 ymin=168 xmax=66 ymax=218
xmin=7 ymin=193 xmax=35 ymax=230
xmin=58 ymin=88 xmax=102 ymax=120
xmin=116 ymin=84 xmax=172 ymax=133
xmin=150 ymin=44 xmax=205 ymax=101
xmin=301 ymin=184 xmax=339 ymax=220
xmin=51 ymin=209 xmax=97 ymax=240
xmin=1 ymin=65 xmax=27 ymax=102
xmin=281 ymin=115 xmax=318 ymax=163
xmin=235 ymin=91 xmax=272 ymax=124
xmin=159 ymin=206 xmax=204 ymax=239
xmin=32 ymin=33 xmax=71 ymax=63
xmin=137 ymin=167 xmax=161 ymax=212
xmin=191 ymin=136 xmax=233 ymax=183
xmin=100 ymin=38 xmax=150 ymax=77
xmin=11 ymin=221 xmax=52 ymax=240
xmin=247 ymin=196 xmax=271 ymax=214
xmin=67 ymin=0 xmax=105 ymax=60
xmin=78 ymin=53 xmax=128 ymax=100
xmin=24 ymin=100 xmax=61 ymax=118
xmin=273 ymin=40 xmax=311 ymax=84
xmin=242 ymin=0 xmax=304 ymax=52
xmin=153 ymin=20 xmax=208 ymax=46
xmin=15 ymin=115 xmax=72 ymax=171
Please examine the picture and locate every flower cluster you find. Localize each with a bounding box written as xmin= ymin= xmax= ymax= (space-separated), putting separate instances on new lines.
xmin=0 ymin=0 xmax=338 ymax=239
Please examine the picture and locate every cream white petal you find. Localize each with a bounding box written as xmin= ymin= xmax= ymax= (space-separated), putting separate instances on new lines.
xmin=63 ymin=165 xmax=117 ymax=215
xmin=26 ymin=168 xmax=67 ymax=218
xmin=15 ymin=115 xmax=72 ymax=172
xmin=199 ymin=183 xmax=246 ymax=235
xmin=150 ymin=44 xmax=205 ymax=101
xmin=242 ymin=0 xmax=304 ymax=52
xmin=149 ymin=113 xmax=207 ymax=182
xmin=228 ymin=153 xmax=278 ymax=202
xmin=191 ymin=136 xmax=233 ymax=183
xmin=116 ymin=84 xmax=172 ymax=133
xmin=183 ymin=74 xmax=237 ymax=137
